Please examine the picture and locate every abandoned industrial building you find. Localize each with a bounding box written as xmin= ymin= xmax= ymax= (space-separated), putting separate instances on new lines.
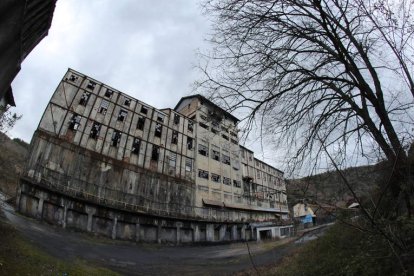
xmin=17 ymin=68 xmax=292 ymax=243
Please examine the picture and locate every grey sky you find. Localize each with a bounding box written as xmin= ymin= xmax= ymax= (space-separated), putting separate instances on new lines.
xmin=9 ymin=0 xmax=286 ymax=170
xmin=11 ymin=1 xmax=208 ymax=140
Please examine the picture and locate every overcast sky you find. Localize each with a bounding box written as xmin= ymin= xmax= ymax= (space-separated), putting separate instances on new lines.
xmin=9 ymin=0 xmax=286 ymax=170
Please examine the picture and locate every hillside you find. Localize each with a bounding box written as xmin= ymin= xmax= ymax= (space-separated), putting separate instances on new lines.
xmin=287 ymin=164 xmax=384 ymax=207
xmin=0 ymin=132 xmax=29 ymax=196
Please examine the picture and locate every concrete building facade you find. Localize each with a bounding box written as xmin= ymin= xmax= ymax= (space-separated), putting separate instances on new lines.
xmin=17 ymin=69 xmax=292 ymax=243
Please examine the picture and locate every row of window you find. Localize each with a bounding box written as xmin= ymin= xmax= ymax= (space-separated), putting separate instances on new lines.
xmin=241 ymin=150 xmax=281 ymax=177
xmin=77 ymin=89 xmax=185 ymax=128
xmin=198 ymin=122 xmax=238 ymax=144
xmin=198 ymin=169 xmax=241 ymax=187
xmin=197 ymin=143 xmax=239 ymax=168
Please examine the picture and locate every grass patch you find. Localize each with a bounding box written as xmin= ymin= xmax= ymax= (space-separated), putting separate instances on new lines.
xmin=261 ymin=222 xmax=410 ymax=276
xmin=0 ymin=216 xmax=118 ymax=275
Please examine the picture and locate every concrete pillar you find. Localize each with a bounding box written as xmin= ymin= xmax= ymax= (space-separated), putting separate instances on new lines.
xmin=135 ymin=222 xmax=141 ymax=242
xmin=241 ymin=225 xmax=246 ymax=241
xmin=231 ymin=225 xmax=238 ymax=241
xmin=176 ymin=222 xmax=183 ymax=245
xmin=62 ymin=205 xmax=68 ymax=228
xmin=219 ymin=225 xmax=227 ymax=241
xmin=206 ymin=224 xmax=214 ymax=242
xmin=85 ymin=206 xmax=96 ymax=232
xmin=251 ymin=227 xmax=255 ymax=241
xmin=191 ymin=223 xmax=200 ymax=242
xmin=37 ymin=198 xmax=44 ymax=219
xmin=256 ymin=228 xmax=261 ymax=242
xmin=157 ymin=220 xmax=164 ymax=244
xmin=112 ymin=217 xmax=118 ymax=240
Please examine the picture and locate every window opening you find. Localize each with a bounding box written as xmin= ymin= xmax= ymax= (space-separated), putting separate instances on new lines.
xmin=187 ymin=137 xmax=193 ymax=150
xmin=124 ymin=98 xmax=131 ymax=106
xmin=211 ymin=173 xmax=221 ymax=183
xmin=99 ymin=100 xmax=109 ymax=115
xmin=156 ymin=112 xmax=165 ymax=123
xmin=140 ymin=105 xmax=148 ymax=114
xmin=90 ymin=122 xmax=101 ymax=139
xmin=222 ymin=154 xmax=231 ymax=165
xmin=69 ymin=74 xmax=78 ymax=82
xmin=169 ymin=153 xmax=177 ymax=167
xmin=105 ymin=89 xmax=113 ymax=98
xmin=185 ymin=158 xmax=192 ymax=172
xmin=222 ymin=134 xmax=229 ymax=141
xmin=223 ymin=177 xmax=231 ymax=185
xmin=198 ymin=144 xmax=208 ymax=156
xmin=86 ymin=81 xmax=96 ymax=90
xmin=155 ymin=123 xmax=162 ymax=137
xmin=188 ymin=121 xmax=194 ymax=132
xmin=111 ymin=130 xmax=121 ymax=147
xmin=200 ymin=114 xmax=208 ymax=121
xmin=233 ymin=180 xmax=241 ymax=188
xmin=199 ymin=122 xmax=209 ymax=129
xmin=79 ymin=92 xmax=90 ymax=106
xmin=151 ymin=145 xmax=160 ymax=161
xmin=211 ymin=149 xmax=220 ymax=161
xmin=118 ymin=109 xmax=128 ymax=122
xmin=137 ymin=117 xmax=145 ymax=130
xmin=198 ymin=169 xmax=209 ymax=179
xmin=68 ymin=113 xmax=81 ymax=131
xmin=172 ymin=131 xmax=178 ymax=144
xmin=132 ymin=138 xmax=141 ymax=154
xmin=174 ymin=114 xmax=180 ymax=124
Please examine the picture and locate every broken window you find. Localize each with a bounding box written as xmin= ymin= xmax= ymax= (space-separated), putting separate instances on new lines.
xmin=221 ymin=126 xmax=228 ymax=132
xmin=105 ymin=89 xmax=113 ymax=98
xmin=231 ymin=139 xmax=238 ymax=145
xmin=99 ymin=100 xmax=109 ymax=115
xmin=151 ymin=145 xmax=160 ymax=161
xmin=256 ymin=170 xmax=261 ymax=179
xmin=132 ymin=138 xmax=141 ymax=154
xmin=124 ymin=98 xmax=131 ymax=106
xmin=211 ymin=149 xmax=220 ymax=161
xmin=172 ymin=131 xmax=178 ymax=144
xmin=211 ymin=128 xmax=219 ymax=134
xmin=187 ymin=121 xmax=194 ymax=132
xmin=156 ymin=112 xmax=165 ymax=123
xmin=111 ymin=130 xmax=121 ymax=147
xmin=233 ymin=180 xmax=241 ymax=188
xmin=79 ymin=92 xmax=90 ymax=106
xmin=174 ymin=114 xmax=180 ymax=124
xmin=155 ymin=123 xmax=162 ymax=137
xmin=69 ymin=74 xmax=78 ymax=82
xmin=90 ymin=122 xmax=101 ymax=139
xmin=169 ymin=153 xmax=177 ymax=168
xmin=86 ymin=81 xmax=96 ymax=90
xmin=199 ymin=122 xmax=209 ymax=130
xmin=198 ymin=169 xmax=209 ymax=179
xmin=137 ymin=117 xmax=145 ymax=130
xmin=68 ymin=113 xmax=81 ymax=131
xmin=118 ymin=109 xmax=128 ymax=122
xmin=187 ymin=137 xmax=193 ymax=150
xmin=140 ymin=105 xmax=148 ymax=115
xmin=200 ymin=114 xmax=208 ymax=121
xmin=185 ymin=158 xmax=192 ymax=172
xmin=222 ymin=134 xmax=229 ymax=141
xmin=211 ymin=173 xmax=221 ymax=183
xmin=230 ymin=132 xmax=237 ymax=137
xmin=222 ymin=154 xmax=230 ymax=165
xmin=223 ymin=177 xmax=231 ymax=185
xmin=198 ymin=144 xmax=208 ymax=157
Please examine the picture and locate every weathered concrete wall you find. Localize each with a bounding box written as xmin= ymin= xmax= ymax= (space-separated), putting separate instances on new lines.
xmin=17 ymin=179 xmax=256 ymax=244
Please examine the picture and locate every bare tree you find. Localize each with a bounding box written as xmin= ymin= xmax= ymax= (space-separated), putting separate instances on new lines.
xmin=198 ymin=0 xmax=414 ymax=215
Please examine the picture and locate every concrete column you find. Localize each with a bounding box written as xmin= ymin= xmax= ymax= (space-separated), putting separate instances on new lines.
xmin=112 ymin=217 xmax=118 ymax=240
xmin=85 ymin=206 xmax=96 ymax=232
xmin=241 ymin=225 xmax=246 ymax=241
xmin=135 ymin=222 xmax=141 ymax=242
xmin=191 ymin=223 xmax=200 ymax=242
xmin=157 ymin=220 xmax=164 ymax=244
xmin=231 ymin=225 xmax=238 ymax=241
xmin=176 ymin=222 xmax=183 ymax=245
xmin=251 ymin=227 xmax=255 ymax=241
xmin=206 ymin=224 xmax=214 ymax=242
xmin=62 ymin=205 xmax=68 ymax=228
xmin=37 ymin=198 xmax=44 ymax=219
xmin=219 ymin=225 xmax=227 ymax=241
xmin=256 ymin=228 xmax=261 ymax=242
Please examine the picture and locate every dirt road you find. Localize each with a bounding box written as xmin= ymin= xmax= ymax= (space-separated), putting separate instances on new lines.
xmin=1 ymin=199 xmax=323 ymax=275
